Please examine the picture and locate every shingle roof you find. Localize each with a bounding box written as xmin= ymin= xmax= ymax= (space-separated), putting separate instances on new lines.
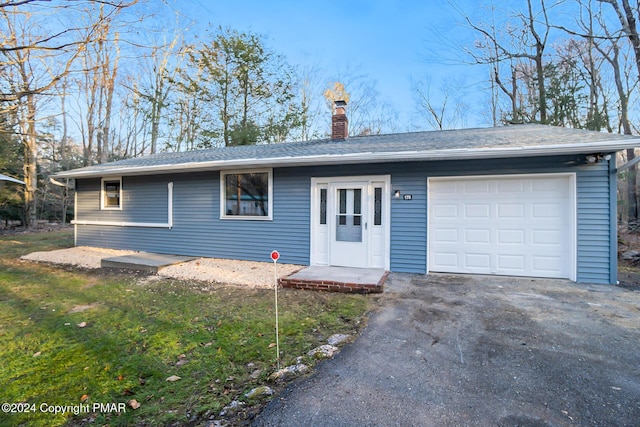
xmin=55 ymin=124 xmax=640 ymax=178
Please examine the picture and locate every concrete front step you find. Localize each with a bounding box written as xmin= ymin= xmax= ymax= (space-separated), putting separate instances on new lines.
xmin=101 ymin=253 xmax=198 ymax=273
xmin=280 ymin=266 xmax=388 ymax=294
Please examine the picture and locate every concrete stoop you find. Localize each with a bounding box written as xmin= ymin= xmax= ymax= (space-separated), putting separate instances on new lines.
xmin=101 ymin=253 xmax=198 ymax=273
xmin=279 ymin=266 xmax=388 ymax=294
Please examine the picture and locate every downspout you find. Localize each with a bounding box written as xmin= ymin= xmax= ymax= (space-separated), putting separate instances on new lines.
xmin=74 ymin=185 xmax=77 ymax=247
xmin=610 ymin=154 xmax=619 ymax=284
xmin=167 ymin=182 xmax=173 ymax=229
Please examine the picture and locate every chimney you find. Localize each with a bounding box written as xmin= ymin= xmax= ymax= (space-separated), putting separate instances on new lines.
xmin=331 ymin=100 xmax=348 ymax=140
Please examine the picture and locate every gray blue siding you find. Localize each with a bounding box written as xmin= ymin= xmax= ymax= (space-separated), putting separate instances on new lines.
xmin=77 ymin=176 xmax=171 ymax=223
xmin=389 ymin=172 xmax=427 ymax=274
xmin=76 ymin=171 xmax=310 ymax=265
xmin=75 ymin=154 xmax=616 ymax=284
xmin=575 ymin=159 xmax=614 ymax=284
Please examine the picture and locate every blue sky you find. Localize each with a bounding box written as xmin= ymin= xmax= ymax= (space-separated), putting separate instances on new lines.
xmin=168 ymin=0 xmax=484 ymax=130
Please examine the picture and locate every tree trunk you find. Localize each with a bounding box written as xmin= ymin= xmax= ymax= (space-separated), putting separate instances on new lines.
xmin=101 ymin=33 xmax=119 ymax=162
xmin=23 ymin=93 xmax=38 ymax=228
xmin=535 ymin=49 xmax=546 ymax=123
xmin=150 ymin=81 xmax=161 ymax=154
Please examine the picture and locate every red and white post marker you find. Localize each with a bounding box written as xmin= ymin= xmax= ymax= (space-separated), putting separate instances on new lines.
xmin=270 ymin=250 xmax=281 ymax=369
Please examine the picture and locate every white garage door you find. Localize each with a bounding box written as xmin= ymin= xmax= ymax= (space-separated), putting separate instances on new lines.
xmin=428 ymin=174 xmax=575 ymax=280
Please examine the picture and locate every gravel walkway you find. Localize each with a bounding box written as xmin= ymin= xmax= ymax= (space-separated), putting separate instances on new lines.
xmin=21 ymin=247 xmax=303 ymax=288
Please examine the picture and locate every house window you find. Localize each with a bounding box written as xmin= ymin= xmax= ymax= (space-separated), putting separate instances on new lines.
xmin=221 ymin=169 xmax=272 ymax=220
xmin=101 ymin=178 xmax=122 ymax=210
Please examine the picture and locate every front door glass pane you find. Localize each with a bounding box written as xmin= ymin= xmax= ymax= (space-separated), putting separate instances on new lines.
xmin=374 ymin=187 xmax=382 ymax=225
xmin=320 ymin=188 xmax=327 ymax=225
xmin=336 ymin=188 xmax=362 ymax=242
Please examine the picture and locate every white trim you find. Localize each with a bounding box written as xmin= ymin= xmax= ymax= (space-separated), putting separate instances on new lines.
xmin=100 ymin=177 xmax=122 ymax=210
xmin=310 ymin=175 xmax=391 ymax=270
xmin=71 ymin=220 xmax=172 ymax=228
xmin=55 ymin=139 xmax=640 ymax=179
xmin=73 ymin=182 xmax=174 ymax=229
xmin=73 ymin=190 xmax=77 ymax=246
xmin=220 ymin=168 xmax=273 ymax=221
xmin=427 ymin=172 xmax=577 ymax=281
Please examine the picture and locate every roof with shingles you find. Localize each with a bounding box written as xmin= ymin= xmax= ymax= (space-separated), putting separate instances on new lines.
xmin=55 ymin=124 xmax=640 ymax=178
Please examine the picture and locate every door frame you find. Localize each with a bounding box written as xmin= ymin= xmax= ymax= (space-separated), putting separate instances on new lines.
xmin=427 ymin=172 xmax=577 ymax=281
xmin=310 ymin=175 xmax=391 ymax=270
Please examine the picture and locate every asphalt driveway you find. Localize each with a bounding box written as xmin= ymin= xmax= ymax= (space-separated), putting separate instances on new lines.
xmin=254 ymin=273 xmax=640 ymax=426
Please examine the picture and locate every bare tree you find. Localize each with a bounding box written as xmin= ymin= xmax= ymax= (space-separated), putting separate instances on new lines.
xmin=463 ymin=0 xmax=559 ymax=124
xmin=598 ymin=0 xmax=640 ymax=84
xmin=594 ymin=0 xmax=640 ymax=224
xmin=0 ymin=4 xmax=93 ymax=226
xmin=0 ymin=1 xmax=134 ymax=103
xmin=0 ymin=1 xmax=138 ymax=227
xmin=411 ymin=77 xmax=467 ymax=130
xmin=296 ymin=62 xmax=326 ymax=141
xmin=129 ymin=32 xmax=182 ymax=154
xmin=75 ymin=3 xmax=123 ymax=165
xmin=323 ymin=74 xmax=397 ymax=136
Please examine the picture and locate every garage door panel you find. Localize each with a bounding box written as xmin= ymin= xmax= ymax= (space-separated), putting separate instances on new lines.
xmin=464 ymin=229 xmax=490 ymax=243
xmin=432 ymin=228 xmax=458 ymax=243
xmin=464 ymin=180 xmax=491 ymax=193
xmin=464 ymin=253 xmax=491 ymax=269
xmin=497 ymin=254 xmax=525 ymax=271
xmin=532 ymin=256 xmax=563 ymax=273
xmin=497 ymin=229 xmax=525 ymax=244
xmin=532 ymin=229 xmax=562 ymax=245
xmin=532 ymin=178 xmax=565 ymax=192
xmin=464 ymin=204 xmax=490 ymax=218
xmin=497 ymin=180 xmax=524 ymax=193
xmin=429 ymin=174 xmax=574 ymax=280
xmin=497 ymin=203 xmax=525 ymax=218
xmin=434 ymin=181 xmax=458 ymax=193
xmin=434 ymin=252 xmax=458 ymax=267
xmin=434 ymin=204 xmax=457 ymax=218
xmin=533 ymin=203 xmax=564 ymax=218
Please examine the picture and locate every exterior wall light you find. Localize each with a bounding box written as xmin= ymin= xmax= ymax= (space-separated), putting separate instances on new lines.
xmin=586 ymin=153 xmax=610 ymax=164
xmin=394 ymin=190 xmax=401 ymax=199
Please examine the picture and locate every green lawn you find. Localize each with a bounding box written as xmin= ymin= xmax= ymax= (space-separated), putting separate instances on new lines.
xmin=0 ymin=230 xmax=371 ymax=426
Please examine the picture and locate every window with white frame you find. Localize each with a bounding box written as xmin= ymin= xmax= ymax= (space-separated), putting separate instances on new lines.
xmin=101 ymin=178 xmax=122 ymax=210
xmin=221 ymin=169 xmax=272 ymax=219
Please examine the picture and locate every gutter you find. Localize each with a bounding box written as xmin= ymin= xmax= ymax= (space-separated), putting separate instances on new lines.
xmin=54 ymin=140 xmax=640 ymax=179
xmin=49 ymin=177 xmax=75 ymax=188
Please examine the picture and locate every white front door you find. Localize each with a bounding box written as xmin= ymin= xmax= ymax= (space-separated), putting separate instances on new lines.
xmin=310 ymin=176 xmax=390 ymax=269
xmin=330 ymin=184 xmax=368 ymax=268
